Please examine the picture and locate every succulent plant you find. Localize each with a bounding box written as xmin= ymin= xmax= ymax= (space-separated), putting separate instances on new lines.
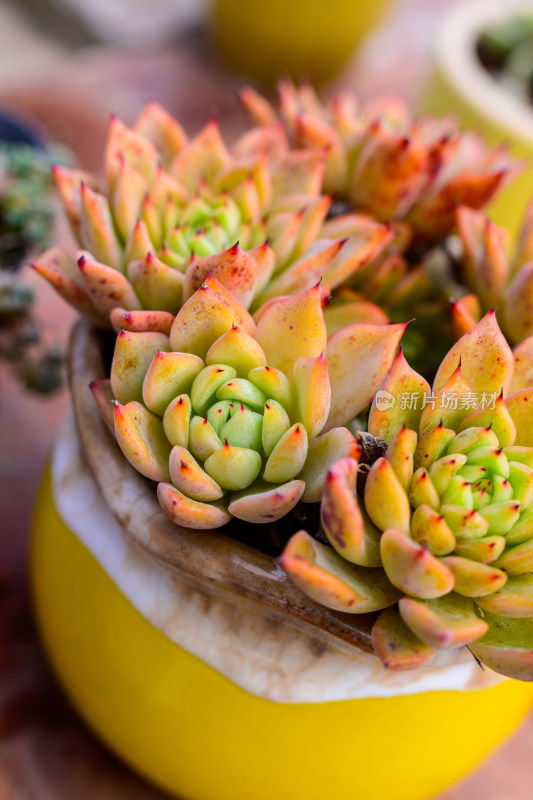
xmin=239 ymin=80 xmax=518 ymax=240
xmin=0 ymin=142 xmax=71 ymax=268
xmin=32 ymin=103 xmax=393 ymax=329
xmin=281 ymin=310 xmax=533 ymax=679
xmin=91 ymin=282 xmax=406 ymax=529
xmin=453 ymin=200 xmax=533 ymax=345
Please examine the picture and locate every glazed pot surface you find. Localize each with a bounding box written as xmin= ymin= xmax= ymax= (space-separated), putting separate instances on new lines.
xmin=31 ymin=465 xmax=533 ymax=800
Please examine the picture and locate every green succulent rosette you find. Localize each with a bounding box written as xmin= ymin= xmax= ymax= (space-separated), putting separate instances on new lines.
xmin=281 ymin=310 xmax=533 ymax=680
xmin=32 ymin=102 xmax=392 ymax=330
xmin=92 ymin=282 xmax=406 ymax=529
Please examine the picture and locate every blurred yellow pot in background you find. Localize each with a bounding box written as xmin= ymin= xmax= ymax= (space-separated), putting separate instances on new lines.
xmin=211 ymin=0 xmax=393 ymax=85
xmin=422 ymin=0 xmax=533 ymax=239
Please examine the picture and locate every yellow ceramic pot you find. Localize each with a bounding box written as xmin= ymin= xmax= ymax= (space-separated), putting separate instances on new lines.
xmin=31 ymin=463 xmax=533 ymax=800
xmin=211 ymin=0 xmax=392 ymax=86
xmin=422 ymin=0 xmax=533 ymax=238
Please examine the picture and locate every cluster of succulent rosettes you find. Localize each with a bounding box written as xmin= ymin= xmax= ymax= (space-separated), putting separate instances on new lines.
xmin=452 ymin=199 xmax=533 ymax=344
xmin=92 ymin=283 xmax=407 ymax=529
xmin=281 ymin=310 xmax=533 ymax=679
xmin=240 ymin=80 xmax=518 ymax=240
xmin=31 ymin=101 xmax=393 ymax=329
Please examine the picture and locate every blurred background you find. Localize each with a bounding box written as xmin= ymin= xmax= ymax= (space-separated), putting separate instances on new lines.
xmin=1 ymin=0 xmax=533 ymax=797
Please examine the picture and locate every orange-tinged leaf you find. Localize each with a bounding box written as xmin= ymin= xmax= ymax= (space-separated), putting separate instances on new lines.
xmin=183 ymin=244 xmax=258 ymax=308
xmin=78 ymin=255 xmax=141 ymax=316
xmin=158 ymin=482 xmax=231 ymax=529
xmin=368 ymin=348 xmax=430 ymax=442
xmin=325 ymin=322 xmax=406 ymax=430
xmin=256 ymin=284 xmax=327 ymax=378
xmin=280 ymin=531 xmax=400 ymax=613
xmin=506 ymin=389 xmax=533 ymax=446
xmin=114 ymin=401 xmax=171 ymax=482
xmin=434 ymin=309 xmax=513 ymax=396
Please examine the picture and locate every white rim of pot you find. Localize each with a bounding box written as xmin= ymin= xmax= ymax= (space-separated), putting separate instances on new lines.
xmin=436 ymin=0 xmax=533 ymax=146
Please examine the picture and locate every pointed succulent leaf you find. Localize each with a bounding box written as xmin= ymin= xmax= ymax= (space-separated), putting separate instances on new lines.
xmin=470 ymin=614 xmax=533 ymax=681
xmin=263 ymin=423 xmax=308 ymax=483
xmin=204 ymin=443 xmax=262 ymax=490
xmin=380 ymin=528 xmax=455 ymax=599
xmin=51 ymin=165 xmax=97 ymax=239
xmin=454 ymin=536 xmax=506 ymax=563
xmin=326 ymin=322 xmax=406 ymax=430
xmin=77 ymin=255 xmax=141 ymax=316
xmin=170 ymin=119 xmax=230 ymax=193
xmin=448 ymin=426 xmax=499 ymax=455
xmin=163 ymin=394 xmax=191 ymax=447
xmin=257 ymin=239 xmax=344 ymax=303
xmin=228 ymin=480 xmax=305 ymax=523
xmin=298 ymin=427 xmax=360 ymax=503
xmin=216 ymin=377 xmax=266 ymax=410
xmin=169 ymin=283 xmax=248 ymax=358
xmin=510 ymin=337 xmax=533 ymax=395
xmin=429 ymin=453 xmax=468 ymax=495
xmin=440 ymin=556 xmax=507 ymax=597
xmin=410 ymin=504 xmax=456 ymax=556
xmin=134 ymin=101 xmax=188 ymax=167
xmin=414 ymin=425 xmax=456 ymax=471
xmin=451 ymin=295 xmax=482 ymax=339
xmin=493 ymin=539 xmax=533 ymax=576
xmin=280 ymin=531 xmax=400 ymax=614
xmin=256 ymin=284 xmax=327 ymax=378
xmin=127 ymin=253 xmax=184 ymax=313
xmin=105 ymin=115 xmax=158 ymax=187
xmin=459 ymin=395 xmax=516 ymax=448
xmin=476 ymin=575 xmax=533 ymax=617
xmin=183 ymin=244 xmax=258 ymax=308
xmin=110 ymin=330 xmax=170 ymax=405
xmin=79 ymin=183 xmax=123 ymax=271
xmin=114 ymin=401 xmax=171 ymax=482
xmin=169 ymin=445 xmax=223 ymax=502
xmin=398 ymin=595 xmax=488 ymax=649
xmin=364 ymin=457 xmax=411 ymax=533
xmin=158 ymin=482 xmax=231 ymax=529
xmin=125 ymin=220 xmax=155 ymax=264
xmin=506 ymin=263 xmax=533 ymax=343
xmin=371 ymin=607 xmax=436 ymax=670
xmin=205 ymin=325 xmax=266 ymax=377
xmin=440 ymin=505 xmax=490 ymax=540
xmin=419 ymin=366 xmax=475 ymax=436
xmin=31 ymin=247 xmax=101 ymax=321
xmin=142 ymin=351 xmax=204 ymax=416
xmin=321 ymin=458 xmax=381 ymax=567
xmin=110 ymin=308 xmax=175 ymax=335
xmin=368 ymin=349 xmax=430 ymax=442
xmin=386 ymin=426 xmax=418 ymax=490
xmin=433 ymin=310 xmax=513 ymax=396
xmin=248 ymin=366 xmax=292 ymax=409
xmin=292 ymin=354 xmax=331 ymax=439
xmin=506 ymin=505 xmax=533 ymax=546
xmin=111 ymin=155 xmax=148 ymax=241
xmin=408 ymin=468 xmax=440 ymax=510
xmin=506 ymin=390 xmax=533 ymax=447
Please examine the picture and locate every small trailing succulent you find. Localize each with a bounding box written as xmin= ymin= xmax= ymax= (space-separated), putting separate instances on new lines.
xmin=281 ymin=312 xmax=533 ymax=680
xmin=0 ymin=142 xmax=71 ymax=393
xmin=477 ymin=13 xmax=533 ymax=106
xmin=32 ymin=95 xmax=533 ymax=678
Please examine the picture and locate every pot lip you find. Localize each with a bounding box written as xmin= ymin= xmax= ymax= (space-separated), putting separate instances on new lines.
xmin=435 ymin=0 xmax=533 ymax=147
xmin=68 ymin=320 xmax=376 ymax=659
